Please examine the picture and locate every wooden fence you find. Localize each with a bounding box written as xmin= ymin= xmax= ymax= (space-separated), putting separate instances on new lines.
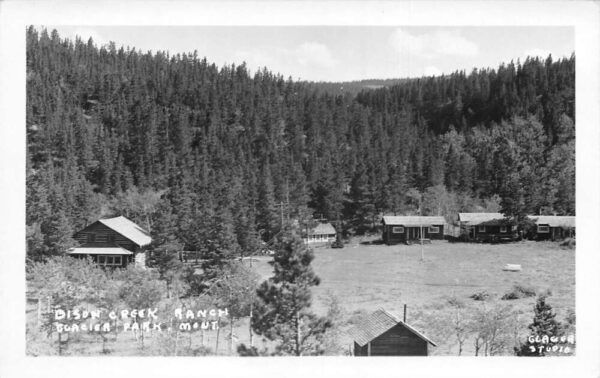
xmin=146 ymin=250 xmax=207 ymax=266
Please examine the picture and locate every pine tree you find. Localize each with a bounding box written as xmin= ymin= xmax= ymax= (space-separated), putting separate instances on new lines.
xmin=200 ymin=206 xmax=239 ymax=282
xmin=255 ymin=161 xmax=279 ymax=242
xmin=344 ymin=162 xmax=377 ymax=234
xmin=250 ymin=231 xmax=331 ymax=355
xmin=515 ymin=295 xmax=563 ymax=356
xmin=41 ymin=209 xmax=77 ymax=258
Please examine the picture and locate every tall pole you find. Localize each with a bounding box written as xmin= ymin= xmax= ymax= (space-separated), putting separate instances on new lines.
xmin=249 ymin=302 xmax=254 ymax=347
xmin=285 ymin=179 xmax=290 ymax=223
xmin=277 ymin=201 xmax=284 ymax=228
xmin=420 ymin=200 xmax=424 ymax=261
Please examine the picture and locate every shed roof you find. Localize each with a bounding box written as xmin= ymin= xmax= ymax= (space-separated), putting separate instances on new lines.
xmin=308 ymin=222 xmax=337 ymax=235
xmin=98 ymin=216 xmax=152 ymax=247
xmin=382 ymin=216 xmax=445 ymax=226
xmin=347 ymin=308 xmax=437 ymax=347
xmin=67 ymin=246 xmax=133 ymax=255
xmin=458 ymin=212 xmax=506 ymax=225
xmin=528 ymin=215 xmax=575 ymax=228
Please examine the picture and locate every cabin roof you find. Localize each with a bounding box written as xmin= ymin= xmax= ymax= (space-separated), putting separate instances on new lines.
xmin=308 ymin=222 xmax=336 ymax=235
xmin=528 ymin=215 xmax=575 ymax=228
xmin=347 ymin=308 xmax=437 ymax=347
xmin=98 ymin=216 xmax=152 ymax=247
xmin=458 ymin=212 xmax=506 ymax=225
xmin=382 ymin=216 xmax=445 ymax=226
xmin=67 ymin=246 xmax=133 ymax=255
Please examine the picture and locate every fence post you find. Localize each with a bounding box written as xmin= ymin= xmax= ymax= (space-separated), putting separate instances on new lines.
xmin=37 ymin=297 xmax=42 ymax=329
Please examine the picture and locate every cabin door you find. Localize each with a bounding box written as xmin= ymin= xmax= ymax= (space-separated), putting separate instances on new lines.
xmin=411 ymin=227 xmax=421 ymax=240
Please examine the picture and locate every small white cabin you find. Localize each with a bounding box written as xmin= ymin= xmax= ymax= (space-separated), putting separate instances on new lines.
xmin=303 ymin=222 xmax=337 ymax=244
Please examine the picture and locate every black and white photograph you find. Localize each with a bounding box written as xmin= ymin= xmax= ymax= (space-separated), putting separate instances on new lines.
xmin=1 ymin=1 xmax=599 ymax=378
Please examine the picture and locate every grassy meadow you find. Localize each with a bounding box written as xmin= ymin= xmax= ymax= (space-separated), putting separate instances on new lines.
xmin=26 ymin=239 xmax=575 ymax=356
xmin=253 ymin=238 xmax=575 ymax=355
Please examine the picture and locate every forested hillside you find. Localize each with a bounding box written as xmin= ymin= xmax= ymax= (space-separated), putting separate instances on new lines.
xmin=304 ymin=78 xmax=409 ymax=96
xmin=26 ymin=27 xmax=575 ymax=261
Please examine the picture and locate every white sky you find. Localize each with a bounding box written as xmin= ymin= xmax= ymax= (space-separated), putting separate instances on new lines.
xmin=46 ymin=26 xmax=574 ymax=82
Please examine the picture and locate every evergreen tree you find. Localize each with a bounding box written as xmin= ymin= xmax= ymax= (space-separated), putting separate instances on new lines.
xmin=515 ymin=296 xmax=563 ymax=356
xmin=344 ymin=162 xmax=377 ymax=234
xmin=41 ymin=209 xmax=77 ymax=258
xmin=256 ymin=160 xmax=279 ymax=241
xmin=250 ymin=231 xmax=331 ymax=355
xmin=200 ymin=206 xmax=239 ymax=283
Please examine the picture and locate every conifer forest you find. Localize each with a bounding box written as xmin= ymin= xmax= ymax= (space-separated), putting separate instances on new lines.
xmin=26 ymin=27 xmax=575 ymax=261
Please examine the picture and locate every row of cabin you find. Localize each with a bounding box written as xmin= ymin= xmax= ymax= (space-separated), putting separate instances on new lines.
xmin=381 ymin=213 xmax=575 ymax=245
xmin=458 ymin=213 xmax=575 ymax=242
xmin=66 ymin=213 xmax=575 ymax=269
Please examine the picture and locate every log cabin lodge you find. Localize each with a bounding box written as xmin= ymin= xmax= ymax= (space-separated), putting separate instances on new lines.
xmin=348 ymin=308 xmax=437 ymax=356
xmin=381 ymin=216 xmax=445 ymax=245
xmin=68 ymin=216 xmax=151 ymax=268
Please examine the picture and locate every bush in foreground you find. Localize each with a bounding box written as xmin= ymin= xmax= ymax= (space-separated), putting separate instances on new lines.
xmin=501 ymin=285 xmax=536 ymax=300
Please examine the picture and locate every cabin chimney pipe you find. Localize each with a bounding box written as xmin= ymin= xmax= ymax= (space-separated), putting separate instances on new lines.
xmin=403 ymin=304 xmax=407 ymax=322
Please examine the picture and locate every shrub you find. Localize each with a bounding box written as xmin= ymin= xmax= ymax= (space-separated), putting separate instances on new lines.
xmin=560 ymin=238 xmax=575 ymax=249
xmin=345 ymin=309 xmax=369 ymax=326
xmin=501 ymin=285 xmax=536 ymax=300
xmin=470 ymin=291 xmax=490 ymax=301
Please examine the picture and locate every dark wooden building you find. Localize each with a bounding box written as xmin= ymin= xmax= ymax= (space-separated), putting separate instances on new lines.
xmin=458 ymin=212 xmax=518 ymax=242
xmin=528 ymin=215 xmax=575 ymax=241
xmin=348 ymin=309 xmax=437 ymax=356
xmin=68 ymin=216 xmax=152 ymax=268
xmin=381 ymin=216 xmax=445 ymax=245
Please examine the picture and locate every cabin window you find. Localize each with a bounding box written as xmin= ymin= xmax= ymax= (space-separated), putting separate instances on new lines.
xmin=108 ymin=234 xmax=115 ymax=243
xmin=428 ymin=226 xmax=440 ymax=233
xmin=87 ymin=233 xmax=96 ymax=243
xmin=537 ymin=225 xmax=550 ymax=233
xmin=98 ymin=255 xmax=122 ymax=266
xmin=500 ymin=226 xmax=507 ymax=233
xmin=392 ymin=226 xmax=404 ymax=234
xmin=478 ymin=225 xmax=486 ymax=233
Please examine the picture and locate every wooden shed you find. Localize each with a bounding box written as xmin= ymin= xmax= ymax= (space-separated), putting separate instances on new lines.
xmin=528 ymin=215 xmax=575 ymax=241
xmin=68 ymin=216 xmax=152 ymax=268
xmin=348 ymin=309 xmax=437 ymax=356
xmin=381 ymin=216 xmax=445 ymax=245
xmin=458 ymin=212 xmax=518 ymax=242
